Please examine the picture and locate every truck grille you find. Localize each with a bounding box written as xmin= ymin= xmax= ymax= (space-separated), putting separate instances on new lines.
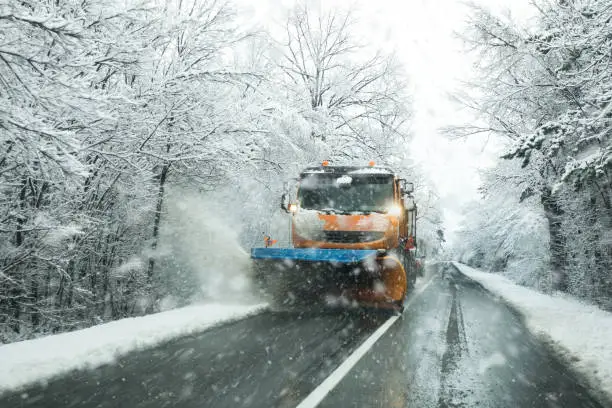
xmin=323 ymin=231 xmax=385 ymax=243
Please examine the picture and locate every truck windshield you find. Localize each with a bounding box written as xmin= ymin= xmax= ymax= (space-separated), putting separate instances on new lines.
xmin=298 ymin=174 xmax=394 ymax=213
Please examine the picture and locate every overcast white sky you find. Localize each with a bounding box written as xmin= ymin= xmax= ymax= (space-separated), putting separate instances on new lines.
xmin=235 ymin=0 xmax=534 ymax=242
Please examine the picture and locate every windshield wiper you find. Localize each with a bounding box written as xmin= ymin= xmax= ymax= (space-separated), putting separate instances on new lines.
xmin=318 ymin=208 xmax=352 ymax=215
xmin=303 ymin=207 xmax=386 ymax=215
xmin=317 ymin=208 xmax=387 ymax=215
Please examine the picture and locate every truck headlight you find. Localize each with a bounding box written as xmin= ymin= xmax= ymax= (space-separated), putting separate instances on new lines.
xmin=387 ymin=205 xmax=402 ymax=217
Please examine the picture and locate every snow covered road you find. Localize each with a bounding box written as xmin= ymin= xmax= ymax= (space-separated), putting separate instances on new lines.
xmin=0 ymin=263 xmax=607 ymax=407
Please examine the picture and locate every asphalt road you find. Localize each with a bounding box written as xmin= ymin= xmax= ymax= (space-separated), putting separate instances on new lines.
xmin=2 ymin=263 xmax=607 ymax=408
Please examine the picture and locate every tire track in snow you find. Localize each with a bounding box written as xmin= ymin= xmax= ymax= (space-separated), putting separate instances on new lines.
xmin=438 ymin=269 xmax=470 ymax=408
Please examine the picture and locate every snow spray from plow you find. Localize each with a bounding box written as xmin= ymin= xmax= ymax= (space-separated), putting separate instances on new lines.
xmin=161 ymin=190 xmax=255 ymax=304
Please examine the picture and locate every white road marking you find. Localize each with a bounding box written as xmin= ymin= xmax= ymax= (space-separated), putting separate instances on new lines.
xmin=295 ymin=271 xmax=438 ymax=408
xmin=295 ymin=314 xmax=399 ymax=408
xmin=414 ymin=269 xmax=437 ymax=297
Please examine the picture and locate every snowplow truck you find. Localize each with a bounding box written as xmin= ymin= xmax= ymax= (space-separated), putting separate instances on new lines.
xmin=251 ymin=163 xmax=418 ymax=311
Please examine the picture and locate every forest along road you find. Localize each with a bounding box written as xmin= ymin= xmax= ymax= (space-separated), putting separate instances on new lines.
xmin=2 ymin=263 xmax=606 ymax=408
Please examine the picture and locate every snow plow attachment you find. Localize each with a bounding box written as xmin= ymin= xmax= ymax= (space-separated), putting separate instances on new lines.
xmin=251 ymin=248 xmax=407 ymax=310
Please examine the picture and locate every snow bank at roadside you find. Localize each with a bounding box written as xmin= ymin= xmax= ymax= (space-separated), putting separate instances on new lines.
xmin=0 ymin=303 xmax=266 ymax=395
xmin=453 ymin=262 xmax=612 ymax=401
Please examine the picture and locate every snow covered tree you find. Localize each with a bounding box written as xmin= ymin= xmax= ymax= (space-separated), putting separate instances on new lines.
xmin=275 ymin=2 xmax=412 ymax=163
xmin=0 ymin=0 xmax=273 ymax=340
xmin=0 ymin=0 xmax=159 ymax=339
xmin=459 ymin=0 xmax=611 ymax=305
xmin=0 ymin=0 xmax=420 ymax=343
xmin=454 ymin=161 xmax=551 ymax=289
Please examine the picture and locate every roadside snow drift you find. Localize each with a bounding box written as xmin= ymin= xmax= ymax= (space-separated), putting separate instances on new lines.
xmin=0 ymin=303 xmax=265 ymax=395
xmin=453 ymin=262 xmax=612 ymax=402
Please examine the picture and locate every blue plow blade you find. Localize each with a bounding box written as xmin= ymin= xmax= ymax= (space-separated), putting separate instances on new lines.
xmin=250 ymin=248 xmax=378 ymax=263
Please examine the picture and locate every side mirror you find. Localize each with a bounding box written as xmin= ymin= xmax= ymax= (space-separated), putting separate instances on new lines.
xmin=399 ymin=179 xmax=414 ymax=195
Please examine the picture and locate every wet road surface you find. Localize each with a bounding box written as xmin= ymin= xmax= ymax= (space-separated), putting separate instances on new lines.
xmin=319 ymin=264 xmax=606 ymax=408
xmin=2 ymin=263 xmax=608 ymax=408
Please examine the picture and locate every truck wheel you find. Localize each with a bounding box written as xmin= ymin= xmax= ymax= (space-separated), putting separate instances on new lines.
xmin=394 ymin=300 xmax=405 ymax=315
